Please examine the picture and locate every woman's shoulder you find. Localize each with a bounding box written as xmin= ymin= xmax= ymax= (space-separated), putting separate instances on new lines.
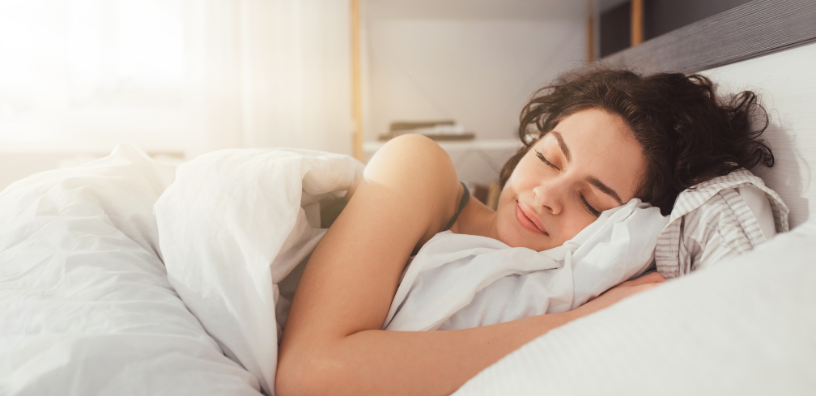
xmin=370 ymin=133 xmax=452 ymax=165
xmin=365 ymin=134 xmax=457 ymax=189
xmin=362 ymin=134 xmax=461 ymax=236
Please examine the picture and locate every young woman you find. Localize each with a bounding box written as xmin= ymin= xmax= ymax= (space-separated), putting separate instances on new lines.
xmin=276 ymin=68 xmax=774 ymax=396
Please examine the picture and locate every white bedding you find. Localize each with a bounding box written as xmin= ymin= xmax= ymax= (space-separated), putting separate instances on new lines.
xmin=0 ymin=144 xmax=261 ymax=396
xmin=2 ymin=144 xmax=807 ymax=395
xmin=154 ymin=148 xmax=364 ymax=395
xmin=455 ymin=217 xmax=816 ymax=396
xmin=384 ymin=199 xmax=668 ymax=331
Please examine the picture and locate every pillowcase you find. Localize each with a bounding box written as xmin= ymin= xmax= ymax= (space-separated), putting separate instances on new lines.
xmin=655 ymin=169 xmax=789 ymax=278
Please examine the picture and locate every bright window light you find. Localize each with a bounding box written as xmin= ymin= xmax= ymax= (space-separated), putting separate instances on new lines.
xmin=0 ymin=0 xmax=184 ymax=150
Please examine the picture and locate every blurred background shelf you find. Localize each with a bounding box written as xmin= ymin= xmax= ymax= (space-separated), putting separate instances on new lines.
xmin=363 ymin=138 xmax=521 ymax=185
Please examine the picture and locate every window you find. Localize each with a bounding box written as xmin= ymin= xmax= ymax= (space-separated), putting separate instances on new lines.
xmin=0 ymin=0 xmax=185 ymax=151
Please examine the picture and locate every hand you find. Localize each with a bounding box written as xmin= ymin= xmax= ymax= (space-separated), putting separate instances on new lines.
xmin=572 ymin=272 xmax=666 ymax=318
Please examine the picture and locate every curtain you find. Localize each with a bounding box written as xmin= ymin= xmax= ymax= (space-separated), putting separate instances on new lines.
xmin=183 ymin=0 xmax=353 ymax=159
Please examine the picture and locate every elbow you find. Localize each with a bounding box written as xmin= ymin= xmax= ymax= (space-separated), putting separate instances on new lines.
xmin=275 ymin=355 xmax=315 ymax=396
xmin=276 ymin=353 xmax=341 ymax=396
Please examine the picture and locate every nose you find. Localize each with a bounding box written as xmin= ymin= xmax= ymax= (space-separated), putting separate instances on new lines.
xmin=532 ymin=180 xmax=565 ymax=215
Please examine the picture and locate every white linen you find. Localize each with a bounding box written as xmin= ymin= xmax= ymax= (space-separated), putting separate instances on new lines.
xmin=384 ymin=199 xmax=669 ymax=331
xmin=454 ymin=217 xmax=816 ymax=396
xmin=655 ymin=169 xmax=789 ymax=278
xmin=3 ymin=145 xmax=796 ymax=395
xmin=154 ymin=148 xmax=364 ymax=395
xmin=0 ymin=144 xmax=261 ymax=396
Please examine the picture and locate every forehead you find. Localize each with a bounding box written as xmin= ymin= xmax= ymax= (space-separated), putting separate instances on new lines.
xmin=555 ymin=109 xmax=633 ymax=141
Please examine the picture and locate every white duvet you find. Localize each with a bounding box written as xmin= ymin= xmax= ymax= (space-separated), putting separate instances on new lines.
xmin=0 ymin=144 xmax=261 ymax=396
xmin=3 ymin=144 xmax=807 ymax=396
xmin=154 ymin=147 xmax=364 ymax=395
xmin=385 ymin=199 xmax=668 ymax=331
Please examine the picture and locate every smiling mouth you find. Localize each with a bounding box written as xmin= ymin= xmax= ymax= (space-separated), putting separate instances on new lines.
xmin=515 ymin=201 xmax=548 ymax=236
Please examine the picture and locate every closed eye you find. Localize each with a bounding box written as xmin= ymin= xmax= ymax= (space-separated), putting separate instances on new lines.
xmin=537 ymin=150 xmax=599 ymax=217
xmin=535 ymin=150 xmax=559 ymax=170
xmin=580 ymin=193 xmax=601 ymax=217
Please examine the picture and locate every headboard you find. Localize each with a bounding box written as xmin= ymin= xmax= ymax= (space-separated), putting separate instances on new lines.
xmin=601 ymin=0 xmax=816 ymax=229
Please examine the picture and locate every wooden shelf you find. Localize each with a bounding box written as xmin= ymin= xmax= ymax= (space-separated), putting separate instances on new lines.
xmin=363 ymin=138 xmax=521 ymax=154
xmin=363 ymin=138 xmax=522 ymax=185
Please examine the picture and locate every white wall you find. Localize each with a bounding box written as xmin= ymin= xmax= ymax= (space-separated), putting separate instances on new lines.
xmin=363 ymin=16 xmax=586 ymax=141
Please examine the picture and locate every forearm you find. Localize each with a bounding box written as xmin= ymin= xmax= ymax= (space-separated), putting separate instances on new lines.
xmin=276 ymin=311 xmax=577 ymax=396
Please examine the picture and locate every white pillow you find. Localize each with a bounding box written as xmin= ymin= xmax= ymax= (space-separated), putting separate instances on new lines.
xmin=655 ymin=169 xmax=789 ymax=278
xmin=455 ymin=218 xmax=816 ymax=396
xmin=0 ymin=144 xmax=261 ymax=396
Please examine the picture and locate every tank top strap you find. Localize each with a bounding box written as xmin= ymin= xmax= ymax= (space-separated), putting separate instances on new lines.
xmin=441 ymin=182 xmax=470 ymax=232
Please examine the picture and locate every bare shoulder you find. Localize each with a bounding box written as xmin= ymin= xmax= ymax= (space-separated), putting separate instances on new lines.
xmin=366 ymin=134 xmax=456 ymax=184
xmin=355 ymin=134 xmax=461 ymax=239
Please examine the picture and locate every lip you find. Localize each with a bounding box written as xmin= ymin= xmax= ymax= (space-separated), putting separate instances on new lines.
xmin=515 ymin=201 xmax=548 ymax=236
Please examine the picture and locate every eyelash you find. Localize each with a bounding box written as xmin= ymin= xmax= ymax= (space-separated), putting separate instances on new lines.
xmin=535 ymin=150 xmax=600 ymax=217
xmin=580 ymin=193 xmax=601 ymax=217
xmin=535 ymin=150 xmax=559 ymax=170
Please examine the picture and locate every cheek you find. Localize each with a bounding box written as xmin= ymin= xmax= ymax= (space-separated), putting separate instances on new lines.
xmin=559 ymin=213 xmax=596 ymax=241
xmin=501 ymin=163 xmax=535 ymax=201
xmin=494 ymin=190 xmax=523 ymax=242
xmin=497 ymin=183 xmax=515 ymax=205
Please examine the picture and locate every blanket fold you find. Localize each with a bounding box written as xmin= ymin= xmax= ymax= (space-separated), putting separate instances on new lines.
xmin=385 ymin=199 xmax=669 ymax=331
xmin=154 ymin=148 xmax=364 ymax=395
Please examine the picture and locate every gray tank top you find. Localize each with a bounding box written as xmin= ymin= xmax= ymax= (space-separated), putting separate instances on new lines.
xmin=441 ymin=182 xmax=470 ymax=231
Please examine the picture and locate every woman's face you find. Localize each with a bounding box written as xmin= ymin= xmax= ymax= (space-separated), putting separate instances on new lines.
xmin=496 ymin=108 xmax=646 ymax=251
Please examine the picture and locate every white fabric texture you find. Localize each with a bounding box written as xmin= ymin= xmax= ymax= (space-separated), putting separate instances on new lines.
xmin=0 ymin=144 xmax=261 ymax=396
xmin=154 ymin=148 xmax=364 ymax=395
xmin=655 ymin=169 xmax=789 ymax=278
xmin=384 ymin=199 xmax=669 ymax=331
xmin=454 ymin=217 xmax=816 ymax=396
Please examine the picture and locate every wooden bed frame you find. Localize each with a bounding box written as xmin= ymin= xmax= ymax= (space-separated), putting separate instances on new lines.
xmin=600 ymin=0 xmax=816 ymax=228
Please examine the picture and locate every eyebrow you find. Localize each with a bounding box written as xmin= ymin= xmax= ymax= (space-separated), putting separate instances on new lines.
xmin=586 ymin=177 xmax=624 ymax=205
xmin=550 ymin=131 xmax=623 ymax=205
xmin=551 ymin=132 xmax=571 ymax=162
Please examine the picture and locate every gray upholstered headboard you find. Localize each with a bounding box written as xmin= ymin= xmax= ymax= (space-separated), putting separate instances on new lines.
xmin=601 ymin=0 xmax=816 ymax=228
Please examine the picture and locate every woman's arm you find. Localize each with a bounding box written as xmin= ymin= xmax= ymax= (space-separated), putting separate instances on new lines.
xmin=276 ymin=135 xmax=661 ymax=396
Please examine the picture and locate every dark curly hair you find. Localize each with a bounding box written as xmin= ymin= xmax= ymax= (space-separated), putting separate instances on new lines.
xmin=499 ymin=68 xmax=774 ymax=215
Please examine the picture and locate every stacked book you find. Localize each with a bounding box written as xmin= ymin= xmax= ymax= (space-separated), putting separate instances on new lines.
xmin=379 ymin=120 xmax=475 ymax=141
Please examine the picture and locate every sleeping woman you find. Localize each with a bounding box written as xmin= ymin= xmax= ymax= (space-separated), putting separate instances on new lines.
xmin=275 ymin=68 xmax=774 ymax=396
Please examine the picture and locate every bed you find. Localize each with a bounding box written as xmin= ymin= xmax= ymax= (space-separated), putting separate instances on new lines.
xmin=1 ymin=0 xmax=815 ymax=395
